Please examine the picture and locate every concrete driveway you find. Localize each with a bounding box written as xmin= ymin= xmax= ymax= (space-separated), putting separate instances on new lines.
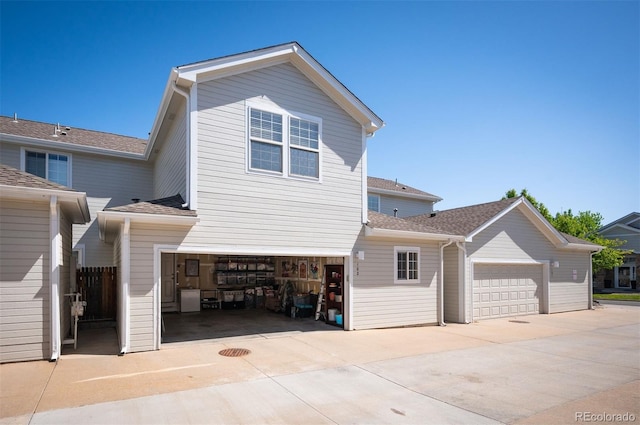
xmin=1 ymin=304 xmax=638 ymax=424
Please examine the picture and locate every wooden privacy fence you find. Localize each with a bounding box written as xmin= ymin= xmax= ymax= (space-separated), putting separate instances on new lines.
xmin=76 ymin=267 xmax=117 ymax=321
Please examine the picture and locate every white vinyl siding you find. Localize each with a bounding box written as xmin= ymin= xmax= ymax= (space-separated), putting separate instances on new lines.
xmin=153 ymin=100 xmax=187 ymax=200
xmin=378 ymin=195 xmax=435 ymax=218
xmin=464 ymin=207 xmax=590 ymax=318
xmin=0 ymin=200 xmax=51 ymax=362
xmin=71 ymin=153 xmax=153 ymax=266
xmin=0 ymin=142 xmax=21 ymax=168
xmin=128 ymin=223 xmax=191 ymax=353
xmin=443 ymin=245 xmax=461 ymax=323
xmin=352 ymin=237 xmax=439 ymax=330
xmin=193 ymin=62 xmax=363 ymax=252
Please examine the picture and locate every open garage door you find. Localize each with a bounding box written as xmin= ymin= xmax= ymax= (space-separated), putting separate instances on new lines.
xmin=473 ymin=264 xmax=543 ymax=320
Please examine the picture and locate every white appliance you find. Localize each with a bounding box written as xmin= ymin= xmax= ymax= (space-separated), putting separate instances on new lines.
xmin=180 ymin=289 xmax=201 ymax=312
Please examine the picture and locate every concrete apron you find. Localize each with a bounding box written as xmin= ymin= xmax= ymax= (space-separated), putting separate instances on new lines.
xmin=1 ymin=305 xmax=638 ymax=425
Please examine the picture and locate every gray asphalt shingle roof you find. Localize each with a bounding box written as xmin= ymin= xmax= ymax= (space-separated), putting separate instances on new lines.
xmin=406 ymin=198 xmax=519 ymax=235
xmin=104 ymin=194 xmax=197 ymax=217
xmin=367 ymin=210 xmax=459 ymax=235
xmin=368 ymin=176 xmax=440 ymax=199
xmin=0 ymin=163 xmax=77 ymax=192
xmin=0 ymin=116 xmax=148 ymax=155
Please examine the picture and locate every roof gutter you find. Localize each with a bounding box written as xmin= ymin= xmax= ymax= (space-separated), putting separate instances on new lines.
xmin=97 ymin=210 xmax=199 ymax=242
xmin=368 ymin=188 xmax=443 ymax=203
xmin=364 ymin=226 xmax=464 ymax=242
xmin=0 ymin=184 xmax=90 ymax=223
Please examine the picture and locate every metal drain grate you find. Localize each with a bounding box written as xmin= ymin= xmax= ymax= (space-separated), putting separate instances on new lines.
xmin=218 ymin=348 xmax=251 ymax=357
xmin=509 ymin=320 xmax=530 ymax=324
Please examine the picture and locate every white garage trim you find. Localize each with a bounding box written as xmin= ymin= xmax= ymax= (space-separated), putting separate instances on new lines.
xmin=469 ymin=259 xmax=550 ymax=321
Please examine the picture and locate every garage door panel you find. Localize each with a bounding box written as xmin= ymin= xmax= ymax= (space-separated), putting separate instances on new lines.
xmin=473 ymin=264 xmax=542 ymax=320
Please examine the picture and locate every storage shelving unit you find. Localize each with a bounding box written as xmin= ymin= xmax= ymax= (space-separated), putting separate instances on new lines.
xmin=324 ymin=264 xmax=343 ymax=326
xmin=215 ymin=256 xmax=276 ymax=287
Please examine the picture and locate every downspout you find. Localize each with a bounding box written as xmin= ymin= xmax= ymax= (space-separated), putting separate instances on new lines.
xmin=120 ymin=218 xmax=131 ymax=355
xmin=49 ymin=196 xmax=61 ymax=361
xmin=455 ymin=241 xmax=468 ymax=323
xmin=438 ymin=239 xmax=455 ymax=326
xmin=171 ymin=80 xmax=191 ymax=208
xmin=589 ymin=252 xmax=594 ymax=310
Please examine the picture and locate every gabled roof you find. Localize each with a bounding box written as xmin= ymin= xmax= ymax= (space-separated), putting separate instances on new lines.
xmin=0 ymin=164 xmax=90 ymax=223
xmin=406 ymin=198 xmax=519 ymax=236
xmin=367 ymin=211 xmax=459 ymax=235
xmin=404 ymin=197 xmax=599 ymax=250
xmin=367 ymin=177 xmax=442 ymax=202
xmin=148 ymin=42 xmax=384 ymax=154
xmin=599 ymin=212 xmax=640 ymax=233
xmin=0 ymin=116 xmax=148 ymax=157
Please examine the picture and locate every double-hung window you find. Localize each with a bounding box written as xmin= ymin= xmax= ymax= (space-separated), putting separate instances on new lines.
xmin=289 ymin=117 xmax=319 ymax=178
xmin=394 ymin=246 xmax=420 ymax=283
xmin=249 ymin=109 xmax=283 ymax=173
xmin=24 ymin=150 xmax=70 ymax=186
xmin=248 ymin=106 xmax=321 ymax=180
xmin=368 ymin=194 xmax=380 ymax=212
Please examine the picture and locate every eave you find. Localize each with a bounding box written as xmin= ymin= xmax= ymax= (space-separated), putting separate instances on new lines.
xmin=465 ymin=198 xmax=566 ymax=245
xmin=1 ymin=133 xmax=146 ymax=161
xmin=364 ymin=225 xmax=464 ymax=242
xmin=97 ymin=210 xmax=199 ymax=243
xmin=368 ymin=187 xmax=443 ymax=203
xmin=0 ymin=184 xmax=90 ymax=224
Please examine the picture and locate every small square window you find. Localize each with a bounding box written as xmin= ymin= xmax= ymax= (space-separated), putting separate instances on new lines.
xmin=394 ymin=247 xmax=420 ymax=283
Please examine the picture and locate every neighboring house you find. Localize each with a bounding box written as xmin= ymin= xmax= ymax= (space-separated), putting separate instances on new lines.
xmin=367 ymin=177 xmax=442 ymax=217
xmin=0 ymin=42 xmax=601 ymax=362
xmin=0 ymin=164 xmax=90 ymax=363
xmin=595 ymin=212 xmax=640 ymax=290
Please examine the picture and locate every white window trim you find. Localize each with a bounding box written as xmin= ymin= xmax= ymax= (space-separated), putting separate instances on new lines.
xmin=20 ymin=147 xmax=73 ymax=187
xmin=73 ymin=244 xmax=85 ymax=269
xmin=246 ymin=101 xmax=322 ymax=182
xmin=394 ymin=246 xmax=421 ymax=284
xmin=368 ymin=194 xmax=380 ymax=212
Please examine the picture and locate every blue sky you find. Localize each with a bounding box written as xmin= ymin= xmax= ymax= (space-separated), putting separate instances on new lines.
xmin=1 ymin=1 xmax=638 ymax=225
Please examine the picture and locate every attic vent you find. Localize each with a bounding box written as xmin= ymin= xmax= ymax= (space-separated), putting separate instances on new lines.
xmin=131 ymin=198 xmax=140 ymax=203
xmin=60 ymin=131 xmax=67 ymax=136
xmin=430 ymin=212 xmax=437 ymax=217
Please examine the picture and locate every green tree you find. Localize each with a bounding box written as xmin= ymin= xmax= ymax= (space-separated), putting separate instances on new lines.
xmin=503 ymin=190 xmax=631 ymax=273
xmin=503 ymin=188 xmax=552 ymax=221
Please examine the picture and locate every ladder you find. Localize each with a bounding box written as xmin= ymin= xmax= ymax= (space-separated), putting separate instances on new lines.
xmin=315 ymin=278 xmax=326 ymax=321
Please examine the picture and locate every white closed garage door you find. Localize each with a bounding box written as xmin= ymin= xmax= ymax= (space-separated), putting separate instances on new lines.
xmin=473 ymin=264 xmax=543 ymax=320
